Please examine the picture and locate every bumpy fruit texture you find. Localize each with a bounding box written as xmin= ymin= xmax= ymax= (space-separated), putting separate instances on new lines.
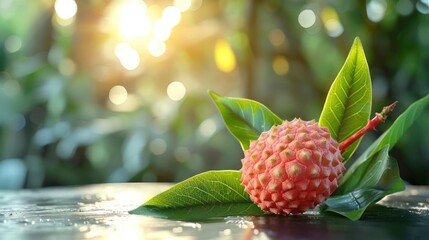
xmin=241 ymin=118 xmax=345 ymax=215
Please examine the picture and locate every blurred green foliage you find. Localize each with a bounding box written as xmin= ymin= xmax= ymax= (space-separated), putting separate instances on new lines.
xmin=0 ymin=0 xmax=428 ymax=189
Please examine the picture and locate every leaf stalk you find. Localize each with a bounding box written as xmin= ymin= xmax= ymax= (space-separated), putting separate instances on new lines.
xmin=339 ymin=101 xmax=398 ymax=153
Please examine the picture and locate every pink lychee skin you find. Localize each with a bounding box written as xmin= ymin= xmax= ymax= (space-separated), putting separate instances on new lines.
xmin=240 ymin=118 xmax=346 ymax=215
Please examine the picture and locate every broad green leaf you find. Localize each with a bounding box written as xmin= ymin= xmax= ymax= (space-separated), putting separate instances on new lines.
xmin=319 ymin=37 xmax=372 ymax=161
xmin=321 ymin=189 xmax=387 ymax=221
xmin=209 ymin=90 xmax=282 ymax=150
xmin=321 ymin=145 xmax=405 ymax=220
xmin=129 ymin=170 xmax=266 ymax=220
xmin=335 ymin=145 xmax=404 ymax=195
xmin=341 ymin=94 xmax=429 ymax=185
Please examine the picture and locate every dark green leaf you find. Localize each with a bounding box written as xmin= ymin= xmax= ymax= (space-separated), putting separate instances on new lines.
xmin=129 ymin=170 xmax=266 ymax=220
xmin=321 ymin=189 xmax=387 ymax=221
xmin=336 ymin=144 xmax=389 ymax=195
xmin=341 ymin=94 xmax=429 ymax=185
xmin=321 ymin=145 xmax=405 ymax=220
xmin=319 ymin=37 xmax=372 ymax=162
xmin=209 ymin=90 xmax=282 ymax=150
xmin=335 ymin=145 xmax=404 ymax=195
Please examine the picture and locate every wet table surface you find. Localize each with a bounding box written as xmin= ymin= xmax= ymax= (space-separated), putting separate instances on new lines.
xmin=0 ymin=183 xmax=428 ymax=240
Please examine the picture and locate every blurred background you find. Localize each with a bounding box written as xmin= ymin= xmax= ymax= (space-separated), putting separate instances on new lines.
xmin=0 ymin=0 xmax=428 ymax=189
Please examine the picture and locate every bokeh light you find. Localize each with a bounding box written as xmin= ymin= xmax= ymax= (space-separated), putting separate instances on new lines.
xmin=109 ymin=85 xmax=128 ymax=105
xmin=103 ymin=0 xmax=189 ymax=65
xmin=167 ymin=81 xmax=186 ymax=101
xmin=4 ymin=0 xmax=429 ymax=190
xmin=189 ymin=0 xmax=203 ymax=11
xmin=272 ymin=56 xmax=289 ymax=76
xmin=115 ymin=43 xmax=140 ymax=70
xmin=149 ymin=138 xmax=167 ymax=155
xmin=269 ymin=29 xmax=286 ymax=47
xmin=298 ymin=9 xmax=316 ymax=29
xmin=153 ymin=19 xmax=173 ymax=41
xmin=4 ymin=35 xmax=22 ymax=53
xmin=174 ymin=0 xmax=192 ymax=12
xmin=162 ymin=6 xmax=182 ymax=27
xmin=198 ymin=118 xmax=217 ymax=138
xmin=174 ymin=147 xmax=190 ymax=162
xmin=214 ymin=39 xmax=236 ymax=73
xmin=366 ymin=0 xmax=387 ymax=22
xmin=0 ymin=159 xmax=27 ymax=189
xmin=396 ymin=0 xmax=414 ymax=16
xmin=417 ymin=0 xmax=429 ymax=14
xmin=148 ymin=39 xmax=167 ymax=57
xmin=54 ymin=0 xmax=78 ymax=20
xmin=58 ymin=58 xmax=76 ymax=76
xmin=321 ymin=7 xmax=344 ymax=37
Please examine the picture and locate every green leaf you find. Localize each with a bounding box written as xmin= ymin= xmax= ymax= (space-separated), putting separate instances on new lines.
xmin=319 ymin=37 xmax=372 ymax=162
xmin=322 ymin=94 xmax=429 ymax=220
xmin=335 ymin=145 xmax=404 ymax=195
xmin=341 ymin=94 xmax=429 ymax=185
xmin=321 ymin=189 xmax=387 ymax=221
xmin=321 ymin=145 xmax=405 ymax=220
xmin=129 ymin=170 xmax=266 ymax=220
xmin=209 ymin=90 xmax=282 ymax=150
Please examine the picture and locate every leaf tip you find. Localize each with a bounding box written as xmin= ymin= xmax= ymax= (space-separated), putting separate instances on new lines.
xmin=208 ymin=89 xmax=220 ymax=100
xmin=353 ymin=37 xmax=362 ymax=47
xmin=128 ymin=206 xmax=143 ymax=215
xmin=351 ymin=37 xmax=368 ymax=59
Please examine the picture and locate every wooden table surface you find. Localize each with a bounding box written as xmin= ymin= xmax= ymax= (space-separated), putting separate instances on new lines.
xmin=0 ymin=183 xmax=428 ymax=239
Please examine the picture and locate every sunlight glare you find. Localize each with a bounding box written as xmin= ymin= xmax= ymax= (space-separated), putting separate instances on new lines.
xmin=118 ymin=0 xmax=151 ymax=39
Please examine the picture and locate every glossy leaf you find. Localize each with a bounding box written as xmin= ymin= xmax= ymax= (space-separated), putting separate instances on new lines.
xmin=321 ymin=189 xmax=387 ymax=221
xmin=334 ymin=145 xmax=404 ymax=195
xmin=321 ymin=145 xmax=405 ymax=220
xmin=129 ymin=170 xmax=266 ymax=220
xmin=319 ymin=37 xmax=372 ymax=161
xmin=341 ymin=94 xmax=429 ymax=185
xmin=209 ymin=90 xmax=282 ymax=150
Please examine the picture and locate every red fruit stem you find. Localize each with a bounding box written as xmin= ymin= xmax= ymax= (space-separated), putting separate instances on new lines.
xmin=339 ymin=101 xmax=398 ymax=153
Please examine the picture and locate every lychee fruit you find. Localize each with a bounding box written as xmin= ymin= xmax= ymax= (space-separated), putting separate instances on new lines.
xmin=240 ymin=118 xmax=345 ymax=215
